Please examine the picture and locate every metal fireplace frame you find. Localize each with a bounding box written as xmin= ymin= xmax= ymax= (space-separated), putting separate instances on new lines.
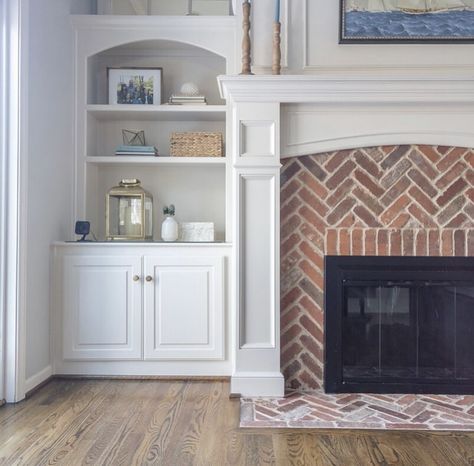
xmin=325 ymin=255 xmax=474 ymax=394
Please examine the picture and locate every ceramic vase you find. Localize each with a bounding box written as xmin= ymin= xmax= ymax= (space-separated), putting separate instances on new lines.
xmin=161 ymin=215 xmax=178 ymax=242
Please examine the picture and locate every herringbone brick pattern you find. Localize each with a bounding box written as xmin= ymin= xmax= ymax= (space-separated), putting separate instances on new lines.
xmin=281 ymin=145 xmax=474 ymax=391
xmin=241 ymin=392 xmax=474 ymax=430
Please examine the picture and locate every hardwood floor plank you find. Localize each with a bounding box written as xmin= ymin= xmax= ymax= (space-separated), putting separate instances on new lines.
xmin=1 ymin=380 xmax=474 ymax=466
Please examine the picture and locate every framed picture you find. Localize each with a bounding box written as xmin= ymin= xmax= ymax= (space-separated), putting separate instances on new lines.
xmin=108 ymin=67 xmax=162 ymax=105
xmin=340 ymin=1 xmax=474 ymax=43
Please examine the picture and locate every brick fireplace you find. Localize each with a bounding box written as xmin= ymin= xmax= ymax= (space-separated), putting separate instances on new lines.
xmin=281 ymin=144 xmax=474 ymax=392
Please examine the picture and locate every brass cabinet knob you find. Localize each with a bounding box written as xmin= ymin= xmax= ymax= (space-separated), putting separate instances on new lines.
xmin=133 ymin=275 xmax=140 ymax=282
xmin=146 ymin=275 xmax=153 ymax=282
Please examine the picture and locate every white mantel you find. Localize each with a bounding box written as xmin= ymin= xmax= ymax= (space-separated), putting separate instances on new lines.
xmin=219 ymin=75 xmax=474 ymax=396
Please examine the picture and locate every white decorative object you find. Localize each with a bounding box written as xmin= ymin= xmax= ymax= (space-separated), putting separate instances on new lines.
xmin=179 ymin=222 xmax=215 ymax=242
xmin=161 ymin=216 xmax=178 ymax=242
xmin=179 ymin=82 xmax=200 ymax=96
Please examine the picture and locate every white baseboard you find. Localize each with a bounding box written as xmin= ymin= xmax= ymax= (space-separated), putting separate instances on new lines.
xmin=231 ymin=371 xmax=285 ymax=397
xmin=24 ymin=365 xmax=53 ymax=393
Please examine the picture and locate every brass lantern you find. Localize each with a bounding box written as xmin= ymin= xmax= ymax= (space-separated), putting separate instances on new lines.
xmin=106 ymin=179 xmax=153 ymax=240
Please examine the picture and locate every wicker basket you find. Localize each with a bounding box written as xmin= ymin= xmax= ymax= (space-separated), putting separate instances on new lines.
xmin=170 ymin=132 xmax=223 ymax=157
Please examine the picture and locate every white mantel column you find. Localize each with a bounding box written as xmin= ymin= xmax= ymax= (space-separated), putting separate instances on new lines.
xmin=229 ymin=100 xmax=284 ymax=397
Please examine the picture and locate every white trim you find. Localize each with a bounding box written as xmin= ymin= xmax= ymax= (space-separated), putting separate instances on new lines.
xmin=24 ymin=365 xmax=52 ymax=394
xmin=218 ymin=75 xmax=474 ymax=104
xmin=3 ymin=0 xmax=28 ymax=403
xmin=230 ymin=372 xmax=285 ymax=397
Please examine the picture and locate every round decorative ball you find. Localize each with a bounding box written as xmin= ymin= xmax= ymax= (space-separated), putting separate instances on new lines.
xmin=180 ymin=82 xmax=200 ymax=97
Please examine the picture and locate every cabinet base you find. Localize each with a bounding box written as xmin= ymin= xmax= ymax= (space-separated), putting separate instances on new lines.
xmin=231 ymin=372 xmax=285 ymax=397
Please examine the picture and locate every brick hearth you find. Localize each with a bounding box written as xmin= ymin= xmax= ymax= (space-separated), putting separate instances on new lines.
xmin=280 ymin=145 xmax=474 ymax=391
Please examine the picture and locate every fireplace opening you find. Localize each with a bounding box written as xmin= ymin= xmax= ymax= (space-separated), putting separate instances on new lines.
xmin=325 ymin=256 xmax=474 ymax=394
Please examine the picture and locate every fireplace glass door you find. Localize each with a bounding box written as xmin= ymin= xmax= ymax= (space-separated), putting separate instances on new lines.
xmin=325 ymin=257 xmax=474 ymax=394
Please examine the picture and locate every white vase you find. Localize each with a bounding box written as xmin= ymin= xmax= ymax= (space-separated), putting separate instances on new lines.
xmin=161 ymin=215 xmax=178 ymax=242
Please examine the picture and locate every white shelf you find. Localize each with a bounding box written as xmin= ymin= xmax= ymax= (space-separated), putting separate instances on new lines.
xmin=86 ymin=104 xmax=227 ymax=122
xmin=85 ymin=156 xmax=226 ymax=166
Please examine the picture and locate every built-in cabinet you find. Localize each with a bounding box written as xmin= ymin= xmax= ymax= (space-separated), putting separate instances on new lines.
xmin=53 ymin=244 xmax=231 ymax=375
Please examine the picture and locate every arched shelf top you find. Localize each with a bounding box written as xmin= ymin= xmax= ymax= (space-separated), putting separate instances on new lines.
xmin=72 ymin=15 xmax=236 ymax=73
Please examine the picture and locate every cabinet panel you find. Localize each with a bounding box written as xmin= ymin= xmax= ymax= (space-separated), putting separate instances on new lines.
xmin=63 ymin=255 xmax=142 ymax=360
xmin=144 ymin=256 xmax=224 ymax=360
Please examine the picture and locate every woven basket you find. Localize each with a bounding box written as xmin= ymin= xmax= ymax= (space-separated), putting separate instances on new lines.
xmin=170 ymin=132 xmax=223 ymax=157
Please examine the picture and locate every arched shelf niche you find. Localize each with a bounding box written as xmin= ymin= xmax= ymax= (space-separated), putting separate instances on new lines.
xmin=86 ymin=39 xmax=227 ymax=105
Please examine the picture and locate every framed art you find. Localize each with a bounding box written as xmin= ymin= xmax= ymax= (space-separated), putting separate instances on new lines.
xmin=108 ymin=67 xmax=162 ymax=105
xmin=340 ymin=1 xmax=474 ymax=43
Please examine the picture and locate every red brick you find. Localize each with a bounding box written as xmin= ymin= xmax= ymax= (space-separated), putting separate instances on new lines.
xmin=281 ymin=214 xmax=302 ymax=240
xmin=299 ymin=241 xmax=324 ymax=271
xmin=281 ymin=323 xmax=301 ymax=350
xmin=299 ymin=295 xmax=323 ymax=328
xmin=339 ymin=229 xmax=351 ymax=255
xmin=465 ymin=151 xmax=474 ymax=169
xmin=390 ymin=230 xmax=402 ymax=255
xmin=354 ymin=169 xmax=384 ymax=197
xmin=415 ymin=230 xmax=427 ymax=256
xmin=468 ymin=230 xmax=474 ymax=256
xmin=408 ymin=203 xmax=437 ymax=228
xmin=352 ymin=230 xmax=363 ymax=255
xmin=354 ymin=205 xmax=382 ymax=227
xmin=298 ymin=187 xmax=329 ymax=218
xmin=436 ymin=161 xmax=467 ymax=190
xmin=353 ymin=150 xmax=382 ymax=178
xmin=454 ymin=230 xmax=466 ymax=256
xmin=409 ymin=148 xmax=437 ymax=180
xmin=281 ymin=233 xmax=300 ymax=258
xmin=409 ymin=185 xmax=438 ymax=215
xmin=389 ymin=213 xmax=410 ymax=229
xmin=324 ymin=150 xmax=352 ymax=172
xmin=327 ymin=198 xmax=356 ymax=225
xmin=300 ymin=260 xmax=324 ymax=290
xmin=441 ymin=230 xmax=453 ymax=256
xmin=326 ymin=229 xmax=338 ymax=255
xmin=338 ymin=213 xmax=356 ymax=228
xmin=281 ymin=196 xmax=301 ymax=223
xmin=381 ymin=176 xmax=411 ymax=208
xmin=298 ymin=171 xmax=328 ymax=199
xmin=300 ymin=314 xmax=324 ymax=343
xmin=281 ymin=178 xmax=301 ymax=203
xmin=326 ymin=160 xmax=356 ymax=190
xmin=403 ymin=230 xmax=414 ymax=256
xmin=436 ymin=178 xmax=468 ymax=207
xmin=325 ymin=178 xmax=354 ymax=207
xmin=281 ymin=342 xmax=302 ymax=367
xmin=380 ymin=194 xmax=410 ymax=225
xmin=378 ymin=230 xmax=389 ymax=256
xmin=300 ymin=335 xmax=323 ymax=362
xmin=282 ymin=287 xmax=303 ymax=311
xmin=437 ymin=146 xmax=451 ymax=155
xmin=436 ymin=147 xmax=467 ymax=172
xmin=365 ymin=230 xmax=376 ymax=256
xmin=418 ymin=145 xmax=442 ymax=163
xmin=281 ymin=306 xmax=300 ymax=331
xmin=407 ymin=168 xmax=437 ymax=197
xmin=445 ymin=213 xmax=468 ymax=228
xmin=429 ymin=230 xmax=440 ymax=256
xmin=299 ymin=205 xmax=327 ymax=235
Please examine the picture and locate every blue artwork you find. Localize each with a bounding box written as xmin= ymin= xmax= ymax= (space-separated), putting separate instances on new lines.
xmin=341 ymin=1 xmax=474 ymax=42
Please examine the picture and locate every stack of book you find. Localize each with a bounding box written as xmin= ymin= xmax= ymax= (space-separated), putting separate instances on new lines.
xmin=168 ymin=94 xmax=207 ymax=106
xmin=115 ymin=145 xmax=159 ymax=156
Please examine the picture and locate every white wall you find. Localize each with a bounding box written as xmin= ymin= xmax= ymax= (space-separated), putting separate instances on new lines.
xmin=24 ymin=0 xmax=94 ymax=386
xmin=241 ymin=0 xmax=474 ymax=74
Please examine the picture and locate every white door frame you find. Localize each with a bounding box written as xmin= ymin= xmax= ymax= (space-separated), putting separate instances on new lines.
xmin=0 ymin=0 xmax=28 ymax=403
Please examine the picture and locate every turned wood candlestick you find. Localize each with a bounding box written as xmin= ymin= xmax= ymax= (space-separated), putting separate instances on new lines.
xmin=272 ymin=21 xmax=281 ymax=75
xmin=240 ymin=1 xmax=253 ymax=75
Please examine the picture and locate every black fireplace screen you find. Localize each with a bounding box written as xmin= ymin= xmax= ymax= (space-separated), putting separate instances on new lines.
xmin=325 ymin=256 xmax=474 ymax=394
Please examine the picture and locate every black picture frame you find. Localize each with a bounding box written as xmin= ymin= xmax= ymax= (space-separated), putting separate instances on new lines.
xmin=340 ymin=0 xmax=474 ymax=44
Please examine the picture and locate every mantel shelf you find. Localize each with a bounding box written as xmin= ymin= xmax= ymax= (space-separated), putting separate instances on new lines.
xmin=85 ymin=156 xmax=227 ymax=166
xmin=86 ymin=104 xmax=227 ymax=121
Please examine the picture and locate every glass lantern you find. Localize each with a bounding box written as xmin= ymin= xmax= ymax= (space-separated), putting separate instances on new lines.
xmin=106 ymin=179 xmax=153 ymax=240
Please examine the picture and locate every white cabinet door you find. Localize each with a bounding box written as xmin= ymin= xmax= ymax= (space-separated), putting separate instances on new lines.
xmin=62 ymin=255 xmax=142 ymax=360
xmin=144 ymin=256 xmax=224 ymax=360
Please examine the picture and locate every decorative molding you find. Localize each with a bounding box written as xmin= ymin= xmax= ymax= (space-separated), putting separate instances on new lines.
xmin=231 ymin=371 xmax=285 ymax=397
xmin=24 ymin=365 xmax=53 ymax=394
xmin=219 ymin=75 xmax=474 ymax=104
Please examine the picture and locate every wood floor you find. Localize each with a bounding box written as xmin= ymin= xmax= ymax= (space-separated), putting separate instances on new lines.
xmin=1 ymin=380 xmax=474 ymax=466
